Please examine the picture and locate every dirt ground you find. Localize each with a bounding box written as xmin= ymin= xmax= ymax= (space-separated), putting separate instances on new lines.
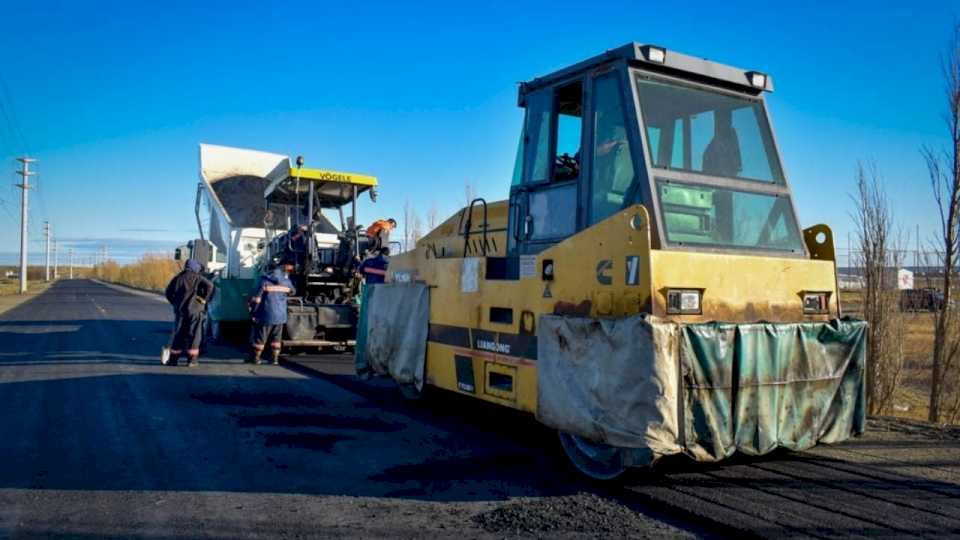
xmin=0 ymin=279 xmax=50 ymax=313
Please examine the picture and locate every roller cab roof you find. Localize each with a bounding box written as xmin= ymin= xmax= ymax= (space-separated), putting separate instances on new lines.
xmin=518 ymin=42 xmax=774 ymax=102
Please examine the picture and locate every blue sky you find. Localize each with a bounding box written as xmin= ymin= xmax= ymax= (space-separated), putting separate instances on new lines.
xmin=0 ymin=0 xmax=955 ymax=265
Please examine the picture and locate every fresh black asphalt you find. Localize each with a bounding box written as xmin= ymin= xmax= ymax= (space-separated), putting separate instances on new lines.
xmin=0 ymin=279 xmax=957 ymax=539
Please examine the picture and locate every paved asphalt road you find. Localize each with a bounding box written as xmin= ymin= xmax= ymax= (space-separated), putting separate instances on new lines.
xmin=0 ymin=280 xmax=958 ymax=539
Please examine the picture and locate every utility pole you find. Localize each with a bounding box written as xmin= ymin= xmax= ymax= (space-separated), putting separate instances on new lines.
xmin=15 ymin=157 xmax=35 ymax=294
xmin=916 ymin=224 xmax=920 ymax=272
xmin=53 ymin=240 xmax=59 ymax=279
xmin=69 ymin=248 xmax=74 ymax=279
xmin=847 ymin=231 xmax=852 ymax=270
xmin=44 ymin=221 xmax=51 ymax=281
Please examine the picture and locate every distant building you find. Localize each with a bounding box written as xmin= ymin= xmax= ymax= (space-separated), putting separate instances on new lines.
xmin=896 ymin=268 xmax=914 ymax=290
xmin=838 ymin=267 xmax=913 ymax=290
xmin=838 ymin=274 xmax=865 ymax=290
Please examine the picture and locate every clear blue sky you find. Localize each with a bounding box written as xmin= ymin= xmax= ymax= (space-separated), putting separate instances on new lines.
xmin=0 ymin=0 xmax=955 ymax=265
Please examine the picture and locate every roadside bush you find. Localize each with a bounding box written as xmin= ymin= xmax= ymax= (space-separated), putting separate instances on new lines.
xmin=93 ymin=254 xmax=179 ymax=293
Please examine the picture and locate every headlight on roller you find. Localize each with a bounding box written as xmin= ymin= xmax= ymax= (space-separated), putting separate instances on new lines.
xmin=667 ymin=289 xmax=702 ymax=315
xmin=802 ymin=291 xmax=830 ymax=314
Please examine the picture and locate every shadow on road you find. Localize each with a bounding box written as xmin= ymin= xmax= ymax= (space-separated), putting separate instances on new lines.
xmin=5 ymin=281 xmax=960 ymax=540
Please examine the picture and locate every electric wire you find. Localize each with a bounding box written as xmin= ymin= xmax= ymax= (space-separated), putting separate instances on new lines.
xmin=0 ymin=73 xmax=29 ymax=155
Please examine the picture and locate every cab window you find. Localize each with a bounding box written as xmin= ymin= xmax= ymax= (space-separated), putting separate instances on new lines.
xmin=553 ymin=81 xmax=583 ymax=182
xmin=589 ymin=71 xmax=636 ymax=225
xmin=523 ymin=90 xmax=552 ymax=183
xmin=637 ymin=76 xmax=784 ymax=184
xmin=529 ymin=184 xmax=577 ymax=239
xmin=519 ymin=81 xmax=584 ymax=243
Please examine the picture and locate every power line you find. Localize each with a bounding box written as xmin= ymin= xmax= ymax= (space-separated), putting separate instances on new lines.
xmin=0 ymin=73 xmax=29 ymax=154
xmin=0 ymin=92 xmax=18 ymax=155
xmin=0 ymin=197 xmax=17 ymax=225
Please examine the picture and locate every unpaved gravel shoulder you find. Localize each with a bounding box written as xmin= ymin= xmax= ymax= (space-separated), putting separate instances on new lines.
xmin=472 ymin=492 xmax=697 ymax=539
xmin=0 ymin=490 xmax=697 ymax=539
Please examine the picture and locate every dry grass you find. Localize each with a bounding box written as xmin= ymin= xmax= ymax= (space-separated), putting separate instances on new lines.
xmin=0 ymin=278 xmax=18 ymax=296
xmin=0 ymin=266 xmax=78 ymax=296
xmin=844 ymin=294 xmax=940 ymax=423
xmin=93 ymin=254 xmax=179 ymax=293
xmin=840 ymin=289 xmax=945 ymax=422
xmin=888 ymin=313 xmax=938 ymax=422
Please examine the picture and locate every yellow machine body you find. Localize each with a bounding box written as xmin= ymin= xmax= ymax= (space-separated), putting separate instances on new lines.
xmin=388 ymin=202 xmax=839 ymax=414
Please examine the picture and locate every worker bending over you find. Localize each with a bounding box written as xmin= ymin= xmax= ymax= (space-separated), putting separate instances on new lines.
xmin=248 ymin=262 xmax=296 ymax=365
xmin=365 ymin=218 xmax=396 ymax=252
xmin=359 ymin=247 xmax=390 ymax=284
xmin=164 ymin=259 xmax=215 ymax=367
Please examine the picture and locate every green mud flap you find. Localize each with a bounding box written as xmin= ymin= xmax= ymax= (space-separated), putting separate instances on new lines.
xmin=210 ymin=278 xmax=256 ymax=322
xmin=679 ymin=318 xmax=867 ymax=462
xmin=536 ymin=315 xmax=867 ymax=468
xmin=354 ymin=284 xmax=372 ymax=375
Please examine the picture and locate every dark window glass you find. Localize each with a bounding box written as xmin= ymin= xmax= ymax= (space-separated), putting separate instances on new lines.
xmin=552 ymin=81 xmax=583 ymax=182
xmin=657 ymin=180 xmax=803 ymax=252
xmin=523 ymin=90 xmax=552 ymax=183
xmin=637 ymin=77 xmax=784 ymax=183
xmin=589 ymin=72 xmax=636 ymax=225
xmin=528 ymin=183 xmax=577 ymax=240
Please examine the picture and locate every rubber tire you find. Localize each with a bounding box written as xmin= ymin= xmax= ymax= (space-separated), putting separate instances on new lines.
xmin=558 ymin=431 xmax=628 ymax=481
xmin=398 ymin=382 xmax=425 ymax=401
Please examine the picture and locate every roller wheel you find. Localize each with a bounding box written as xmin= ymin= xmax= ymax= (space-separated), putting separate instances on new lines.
xmin=558 ymin=431 xmax=627 ymax=481
xmin=398 ymin=382 xmax=425 ymax=401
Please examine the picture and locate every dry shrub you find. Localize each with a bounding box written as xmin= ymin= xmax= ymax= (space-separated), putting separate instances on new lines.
xmin=925 ymin=22 xmax=960 ymax=423
xmin=853 ymin=161 xmax=905 ymax=415
xmin=93 ymin=254 xmax=179 ymax=292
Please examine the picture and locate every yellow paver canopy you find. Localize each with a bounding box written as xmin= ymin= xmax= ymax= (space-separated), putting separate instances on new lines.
xmin=264 ymin=167 xmax=378 ymax=209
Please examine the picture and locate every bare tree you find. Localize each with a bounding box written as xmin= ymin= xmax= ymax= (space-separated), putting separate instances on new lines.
xmin=411 ymin=212 xmax=423 ymax=247
xmin=402 ymin=200 xmax=412 ymax=252
xmin=464 ymin=181 xmax=476 ymax=208
xmin=427 ymin=202 xmax=440 ymax=231
xmin=853 ymin=162 xmax=905 ymax=415
xmin=925 ymin=23 xmax=960 ymax=424
xmin=402 ymin=199 xmax=423 ymax=252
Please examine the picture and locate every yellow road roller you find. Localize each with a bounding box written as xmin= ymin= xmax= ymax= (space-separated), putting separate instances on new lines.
xmin=356 ymin=42 xmax=866 ymax=479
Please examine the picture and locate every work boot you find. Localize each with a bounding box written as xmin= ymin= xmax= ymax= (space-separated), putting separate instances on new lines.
xmin=271 ymin=352 xmax=280 ymax=366
xmin=188 ymin=356 xmax=199 ymax=368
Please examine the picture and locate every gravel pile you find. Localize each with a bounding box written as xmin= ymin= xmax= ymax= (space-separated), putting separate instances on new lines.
xmin=473 ymin=492 xmax=687 ymax=538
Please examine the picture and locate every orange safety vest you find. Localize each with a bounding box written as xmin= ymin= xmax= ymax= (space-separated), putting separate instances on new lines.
xmin=366 ymin=219 xmax=395 ymax=237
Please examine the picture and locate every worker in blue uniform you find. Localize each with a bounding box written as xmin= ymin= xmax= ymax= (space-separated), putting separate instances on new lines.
xmin=247 ymin=262 xmax=296 ymax=365
xmin=358 ymin=247 xmax=390 ymax=284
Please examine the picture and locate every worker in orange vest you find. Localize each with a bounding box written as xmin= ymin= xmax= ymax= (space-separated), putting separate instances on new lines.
xmin=365 ymin=218 xmax=396 ymax=251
